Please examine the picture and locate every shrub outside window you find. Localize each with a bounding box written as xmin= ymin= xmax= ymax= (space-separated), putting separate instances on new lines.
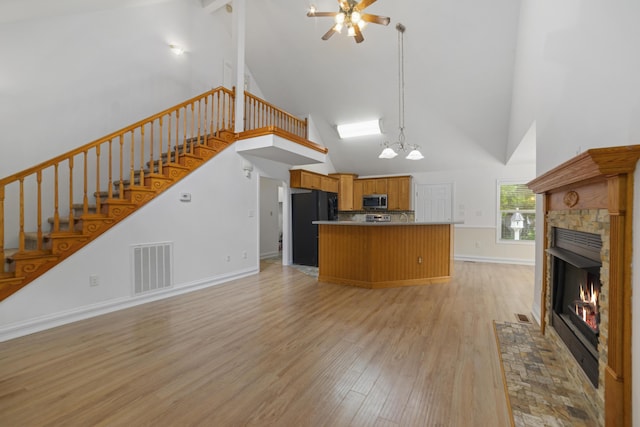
xmin=498 ymin=181 xmax=535 ymax=242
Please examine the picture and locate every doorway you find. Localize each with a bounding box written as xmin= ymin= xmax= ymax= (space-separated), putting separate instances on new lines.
xmin=259 ymin=177 xmax=284 ymax=260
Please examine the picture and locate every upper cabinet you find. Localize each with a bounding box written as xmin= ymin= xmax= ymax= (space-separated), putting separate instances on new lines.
xmin=291 ymin=170 xmax=411 ymax=211
xmin=360 ymin=178 xmax=387 ymax=195
xmin=329 ymin=173 xmax=357 ymax=211
xmin=290 ymin=169 xmax=338 ymax=193
xmin=357 ymin=176 xmax=411 ymax=211
xmin=387 ymin=176 xmax=412 ymax=211
xmin=353 ymin=180 xmax=363 ymax=211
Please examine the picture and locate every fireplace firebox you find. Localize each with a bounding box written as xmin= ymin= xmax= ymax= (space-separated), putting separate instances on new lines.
xmin=549 ymin=227 xmax=602 ymax=387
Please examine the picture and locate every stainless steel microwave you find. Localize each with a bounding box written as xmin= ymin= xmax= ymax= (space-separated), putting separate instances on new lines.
xmin=363 ymin=194 xmax=388 ymax=210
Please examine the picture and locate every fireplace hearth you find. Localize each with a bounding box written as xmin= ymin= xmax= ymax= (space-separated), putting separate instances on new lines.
xmin=549 ymin=227 xmax=602 ymax=386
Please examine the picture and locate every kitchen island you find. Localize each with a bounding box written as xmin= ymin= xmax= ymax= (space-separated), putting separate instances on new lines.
xmin=312 ymin=221 xmax=459 ymax=288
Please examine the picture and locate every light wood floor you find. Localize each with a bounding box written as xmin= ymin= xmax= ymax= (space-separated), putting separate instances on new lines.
xmin=0 ymin=260 xmax=533 ymax=426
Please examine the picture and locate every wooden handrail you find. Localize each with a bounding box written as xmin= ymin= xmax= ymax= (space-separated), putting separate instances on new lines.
xmin=0 ymin=87 xmax=235 ymax=186
xmin=244 ymin=91 xmax=308 ymax=139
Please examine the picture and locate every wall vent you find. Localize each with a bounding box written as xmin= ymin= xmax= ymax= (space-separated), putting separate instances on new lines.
xmin=131 ymin=242 xmax=173 ymax=295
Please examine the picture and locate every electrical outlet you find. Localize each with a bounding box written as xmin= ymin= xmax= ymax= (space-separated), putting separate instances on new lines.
xmin=226 ymin=255 xmax=231 ymax=262
xmin=242 ymin=251 xmax=247 ymax=259
xmin=89 ymin=274 xmax=99 ymax=287
xmin=475 ymin=241 xmax=481 ymax=248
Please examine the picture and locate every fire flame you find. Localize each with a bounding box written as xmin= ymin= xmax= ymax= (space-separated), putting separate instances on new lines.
xmin=575 ymin=281 xmax=599 ymax=330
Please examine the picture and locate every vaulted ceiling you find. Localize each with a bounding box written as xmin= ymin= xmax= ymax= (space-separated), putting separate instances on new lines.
xmin=239 ymin=0 xmax=528 ymax=176
xmin=1 ymin=0 xmax=533 ymax=176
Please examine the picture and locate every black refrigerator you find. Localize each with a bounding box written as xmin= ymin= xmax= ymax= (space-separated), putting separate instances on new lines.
xmin=291 ymin=190 xmax=338 ymax=266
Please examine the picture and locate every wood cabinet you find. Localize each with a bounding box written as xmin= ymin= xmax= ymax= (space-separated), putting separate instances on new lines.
xmin=358 ymin=176 xmax=411 ymax=211
xmin=291 ymin=170 xmax=411 ymax=211
xmin=321 ymin=175 xmax=339 ymax=193
xmin=353 ymin=180 xmax=363 ymax=210
xmin=387 ymin=176 xmax=412 ymax=210
xmin=360 ymin=178 xmax=387 ymax=195
xmin=329 ymin=173 xmax=357 ymax=211
xmin=290 ymin=169 xmax=338 ymax=193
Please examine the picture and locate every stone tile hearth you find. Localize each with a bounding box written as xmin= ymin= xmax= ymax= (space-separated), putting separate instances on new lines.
xmin=494 ymin=321 xmax=599 ymax=427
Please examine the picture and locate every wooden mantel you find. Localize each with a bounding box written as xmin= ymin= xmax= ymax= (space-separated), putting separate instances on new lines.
xmin=528 ymin=145 xmax=640 ymax=194
xmin=528 ymin=144 xmax=640 ymax=427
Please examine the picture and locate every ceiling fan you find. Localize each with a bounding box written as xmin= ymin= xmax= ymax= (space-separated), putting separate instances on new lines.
xmin=307 ymin=0 xmax=390 ymax=43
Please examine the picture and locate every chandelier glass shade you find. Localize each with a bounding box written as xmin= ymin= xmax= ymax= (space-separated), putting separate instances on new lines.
xmin=379 ymin=23 xmax=423 ymax=160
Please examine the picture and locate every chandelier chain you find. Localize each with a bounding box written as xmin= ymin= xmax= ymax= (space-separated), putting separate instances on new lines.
xmin=378 ymin=23 xmax=423 ymax=160
xmin=398 ymin=23 xmax=405 ymax=137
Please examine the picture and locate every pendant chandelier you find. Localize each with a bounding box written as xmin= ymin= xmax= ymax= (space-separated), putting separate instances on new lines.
xmin=379 ymin=23 xmax=424 ymax=160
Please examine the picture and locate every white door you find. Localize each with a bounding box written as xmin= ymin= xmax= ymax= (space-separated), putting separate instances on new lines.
xmin=416 ymin=183 xmax=453 ymax=222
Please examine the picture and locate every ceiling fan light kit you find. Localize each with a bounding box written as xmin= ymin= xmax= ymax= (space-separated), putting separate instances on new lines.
xmin=307 ymin=0 xmax=390 ymax=43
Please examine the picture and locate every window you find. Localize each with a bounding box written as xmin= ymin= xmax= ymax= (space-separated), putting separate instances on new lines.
xmin=497 ymin=181 xmax=535 ymax=242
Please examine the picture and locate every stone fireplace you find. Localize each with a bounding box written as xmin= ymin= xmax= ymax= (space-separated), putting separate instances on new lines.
xmin=528 ymin=145 xmax=640 ymax=427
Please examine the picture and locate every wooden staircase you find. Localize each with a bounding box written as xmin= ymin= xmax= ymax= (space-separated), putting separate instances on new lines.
xmin=0 ymin=86 xmax=320 ymax=302
xmin=0 ymin=130 xmax=235 ymax=301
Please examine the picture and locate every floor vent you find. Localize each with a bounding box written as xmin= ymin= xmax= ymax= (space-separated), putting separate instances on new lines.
xmin=515 ymin=313 xmax=531 ymax=323
xmin=132 ymin=242 xmax=173 ymax=295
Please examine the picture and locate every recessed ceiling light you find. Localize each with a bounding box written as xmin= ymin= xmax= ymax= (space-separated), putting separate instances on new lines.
xmin=169 ymin=44 xmax=185 ymax=55
xmin=336 ymin=119 xmax=381 ymax=139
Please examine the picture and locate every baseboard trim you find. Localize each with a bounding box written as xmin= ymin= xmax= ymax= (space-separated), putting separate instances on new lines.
xmin=454 ymin=255 xmax=535 ymax=266
xmin=0 ymin=267 xmax=259 ymax=343
xmin=260 ymin=251 xmax=280 ymax=260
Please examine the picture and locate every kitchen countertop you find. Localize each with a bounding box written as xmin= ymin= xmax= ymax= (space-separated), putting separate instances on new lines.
xmin=312 ymin=220 xmax=463 ymax=226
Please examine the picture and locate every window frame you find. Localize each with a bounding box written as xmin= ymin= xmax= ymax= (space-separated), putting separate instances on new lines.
xmin=496 ymin=179 xmax=536 ymax=245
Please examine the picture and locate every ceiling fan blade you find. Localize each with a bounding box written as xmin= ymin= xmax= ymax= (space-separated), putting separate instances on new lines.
xmin=307 ymin=11 xmax=338 ymax=17
xmin=355 ymin=0 xmax=377 ymax=11
xmin=361 ymin=13 xmax=390 ymax=26
xmin=322 ymin=27 xmax=338 ymax=40
xmin=354 ymin=25 xmax=364 ymax=43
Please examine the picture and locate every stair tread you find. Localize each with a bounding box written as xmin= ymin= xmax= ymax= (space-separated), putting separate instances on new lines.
xmin=3 ymin=248 xmax=18 ymax=258
xmin=47 ymin=217 xmax=71 ymax=224
xmin=72 ymin=203 xmax=97 ymax=210
xmin=0 ymin=272 xmax=23 ymax=280
xmin=24 ymin=231 xmax=41 ymax=238
xmin=7 ymin=249 xmax=55 ymax=258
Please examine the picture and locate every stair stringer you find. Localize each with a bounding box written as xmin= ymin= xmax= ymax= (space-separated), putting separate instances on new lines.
xmin=0 ymin=142 xmax=263 ymax=342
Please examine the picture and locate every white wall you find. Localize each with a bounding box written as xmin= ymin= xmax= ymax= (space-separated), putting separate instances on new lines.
xmin=0 ymin=0 xmax=232 ymax=177
xmin=0 ymin=147 xmax=260 ymax=340
xmin=412 ymin=162 xmax=536 ymax=264
xmin=516 ymin=0 xmax=640 ymax=420
xmin=290 ymin=115 xmax=338 ymax=175
xmin=505 ymin=0 xmax=539 ymax=162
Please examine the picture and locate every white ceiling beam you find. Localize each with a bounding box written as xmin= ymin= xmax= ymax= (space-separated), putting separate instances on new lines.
xmin=201 ymin=0 xmax=231 ymax=14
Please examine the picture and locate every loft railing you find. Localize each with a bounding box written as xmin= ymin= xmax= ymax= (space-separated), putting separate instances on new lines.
xmin=0 ymin=87 xmax=235 ymax=263
xmin=244 ymin=91 xmax=308 ymax=139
